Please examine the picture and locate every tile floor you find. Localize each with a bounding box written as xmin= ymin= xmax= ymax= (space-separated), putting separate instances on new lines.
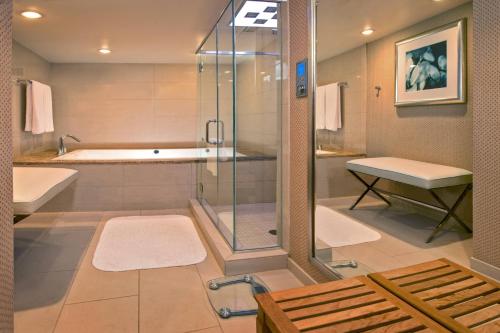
xmin=14 ymin=209 xmax=303 ymax=333
xmin=316 ymin=196 xmax=473 ymax=278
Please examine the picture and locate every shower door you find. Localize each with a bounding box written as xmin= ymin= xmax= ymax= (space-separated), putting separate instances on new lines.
xmin=197 ymin=1 xmax=237 ymax=248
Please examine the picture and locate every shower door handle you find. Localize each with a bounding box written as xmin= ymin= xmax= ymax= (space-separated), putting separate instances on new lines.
xmin=205 ymin=119 xmax=224 ymax=145
xmin=206 ymin=119 xmax=218 ymax=145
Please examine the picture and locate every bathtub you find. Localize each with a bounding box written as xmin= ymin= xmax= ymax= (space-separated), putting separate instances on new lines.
xmin=53 ymin=147 xmax=244 ymax=161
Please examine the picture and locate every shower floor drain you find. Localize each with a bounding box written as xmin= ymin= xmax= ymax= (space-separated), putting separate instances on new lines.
xmin=206 ymin=274 xmax=269 ymax=319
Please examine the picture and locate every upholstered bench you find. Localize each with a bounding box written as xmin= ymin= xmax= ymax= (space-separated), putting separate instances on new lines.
xmin=346 ymin=157 xmax=473 ymax=243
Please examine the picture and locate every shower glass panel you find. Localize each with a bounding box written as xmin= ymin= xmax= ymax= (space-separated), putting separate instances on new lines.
xmin=196 ymin=0 xmax=282 ymax=251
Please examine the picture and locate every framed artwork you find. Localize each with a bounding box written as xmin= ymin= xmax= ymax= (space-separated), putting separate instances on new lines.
xmin=395 ymin=19 xmax=466 ymax=106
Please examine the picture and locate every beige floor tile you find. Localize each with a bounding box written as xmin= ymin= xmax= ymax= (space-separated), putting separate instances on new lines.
xmin=140 ymin=266 xmax=218 ymax=333
xmin=218 ymin=316 xmax=256 ymax=333
xmin=334 ymin=243 xmax=401 ymax=272
xmin=196 ymin=249 xmax=224 ymax=283
xmin=56 ymin=212 xmax=103 ymax=228
xmin=254 ymin=269 xmax=303 ymax=291
xmin=191 ymin=327 xmax=223 ymax=333
xmin=55 ymin=296 xmax=138 ymax=333
xmin=66 ymin=267 xmax=139 ymax=304
xmin=14 ymin=270 xmax=75 ymax=333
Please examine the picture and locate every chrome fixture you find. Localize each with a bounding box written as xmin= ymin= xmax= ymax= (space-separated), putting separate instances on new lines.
xmin=205 ymin=119 xmax=224 ymax=145
xmin=57 ymin=134 xmax=81 ymax=156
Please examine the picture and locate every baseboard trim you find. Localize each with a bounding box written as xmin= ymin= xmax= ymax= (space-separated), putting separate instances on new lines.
xmin=288 ymin=258 xmax=317 ymax=285
xmin=470 ymin=257 xmax=500 ymax=281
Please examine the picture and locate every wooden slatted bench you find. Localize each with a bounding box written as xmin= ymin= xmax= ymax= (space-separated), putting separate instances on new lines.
xmin=369 ymin=258 xmax=500 ymax=333
xmin=255 ymin=275 xmax=449 ymax=333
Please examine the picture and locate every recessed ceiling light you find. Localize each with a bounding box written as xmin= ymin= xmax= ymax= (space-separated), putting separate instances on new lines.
xmin=21 ymin=11 xmax=43 ymax=19
xmin=361 ymin=28 xmax=375 ymax=36
xmin=98 ymin=48 xmax=112 ymax=54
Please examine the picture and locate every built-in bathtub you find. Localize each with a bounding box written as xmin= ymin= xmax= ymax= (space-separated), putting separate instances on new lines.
xmin=14 ymin=147 xmax=276 ymax=212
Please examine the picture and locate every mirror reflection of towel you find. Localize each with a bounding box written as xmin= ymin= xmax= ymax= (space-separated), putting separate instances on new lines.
xmin=25 ymin=81 xmax=54 ymax=135
xmin=325 ymin=83 xmax=342 ymax=131
xmin=316 ymin=82 xmax=342 ymax=132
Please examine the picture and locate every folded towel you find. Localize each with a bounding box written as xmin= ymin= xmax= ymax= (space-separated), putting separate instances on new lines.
xmin=324 ymin=82 xmax=342 ymax=131
xmin=315 ymin=85 xmax=326 ymax=130
xmin=25 ymin=81 xmax=54 ymax=135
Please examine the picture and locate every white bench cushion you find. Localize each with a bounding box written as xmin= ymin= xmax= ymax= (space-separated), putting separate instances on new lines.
xmin=346 ymin=157 xmax=472 ymax=189
xmin=13 ymin=167 xmax=79 ymax=215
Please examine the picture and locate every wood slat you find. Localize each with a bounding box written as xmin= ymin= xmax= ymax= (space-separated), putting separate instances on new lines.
xmin=396 ymin=266 xmax=462 ymax=287
xmin=382 ymin=260 xmax=449 ymax=280
xmin=255 ymin=293 xmax=300 ymax=333
xmin=294 ymin=301 xmax=397 ymax=331
xmin=428 ymin=284 xmax=498 ymax=310
xmin=270 ymin=279 xmax=364 ymax=302
xmin=413 ymin=277 xmax=485 ymax=301
xmin=473 ymin=319 xmax=500 ymax=333
xmin=456 ymin=304 xmax=500 ymax=328
xmin=404 ymin=271 xmax=473 ymax=294
xmin=278 ymin=285 xmax=374 ymax=311
xmin=286 ymin=293 xmax=385 ymax=321
xmin=363 ymin=318 xmax=426 ymax=333
xmin=442 ymin=291 xmax=500 ymax=318
xmin=308 ymin=309 xmax=412 ymax=333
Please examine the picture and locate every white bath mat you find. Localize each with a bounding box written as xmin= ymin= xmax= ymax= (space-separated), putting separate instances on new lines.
xmin=93 ymin=215 xmax=207 ymax=271
xmin=316 ymin=205 xmax=381 ymax=248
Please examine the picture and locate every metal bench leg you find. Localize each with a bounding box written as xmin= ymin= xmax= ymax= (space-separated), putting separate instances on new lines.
xmin=426 ymin=184 xmax=472 ymax=243
xmin=349 ymin=171 xmax=391 ymax=210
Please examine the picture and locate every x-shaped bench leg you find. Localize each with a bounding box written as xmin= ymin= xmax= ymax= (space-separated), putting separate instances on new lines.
xmin=349 ymin=170 xmax=391 ymax=210
xmin=426 ymin=184 xmax=472 ymax=243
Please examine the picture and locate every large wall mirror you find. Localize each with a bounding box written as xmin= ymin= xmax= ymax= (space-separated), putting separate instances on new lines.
xmin=312 ymin=0 xmax=473 ymax=279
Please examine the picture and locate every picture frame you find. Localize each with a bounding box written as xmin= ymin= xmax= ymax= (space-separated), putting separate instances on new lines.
xmin=395 ymin=19 xmax=466 ymax=106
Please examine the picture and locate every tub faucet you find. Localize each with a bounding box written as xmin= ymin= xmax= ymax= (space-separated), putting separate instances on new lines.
xmin=58 ymin=134 xmax=81 ymax=156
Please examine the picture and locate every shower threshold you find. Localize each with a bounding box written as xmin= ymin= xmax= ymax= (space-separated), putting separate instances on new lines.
xmin=189 ymin=199 xmax=288 ymax=275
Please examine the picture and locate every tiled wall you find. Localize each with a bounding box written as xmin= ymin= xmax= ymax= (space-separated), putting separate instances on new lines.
xmin=288 ymin=0 xmax=330 ymax=283
xmin=12 ymin=41 xmax=54 ymax=157
xmin=0 ymin=0 xmax=13 ymax=330
xmin=28 ymin=158 xmax=276 ymax=212
xmin=365 ymin=3 xmax=473 ymax=223
xmin=317 ymin=45 xmax=367 ymax=153
xmin=50 ymin=63 xmax=197 ymax=146
xmin=472 ymin=0 xmax=500 ymax=275
xmin=315 ymin=156 xmax=364 ymax=199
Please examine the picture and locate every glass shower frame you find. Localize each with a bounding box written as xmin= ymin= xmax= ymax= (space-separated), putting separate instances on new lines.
xmin=196 ymin=0 xmax=283 ymax=252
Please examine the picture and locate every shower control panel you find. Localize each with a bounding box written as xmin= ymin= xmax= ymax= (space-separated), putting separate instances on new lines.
xmin=296 ymin=59 xmax=308 ymax=98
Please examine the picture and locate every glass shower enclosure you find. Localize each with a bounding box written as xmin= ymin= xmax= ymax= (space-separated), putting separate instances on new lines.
xmin=196 ymin=0 xmax=283 ymax=251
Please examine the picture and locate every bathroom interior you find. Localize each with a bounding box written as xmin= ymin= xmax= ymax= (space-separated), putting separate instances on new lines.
xmin=2 ymin=0 xmax=500 ymax=332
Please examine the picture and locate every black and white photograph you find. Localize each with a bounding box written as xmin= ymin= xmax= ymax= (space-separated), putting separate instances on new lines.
xmin=405 ymin=40 xmax=447 ymax=91
xmin=395 ymin=19 xmax=466 ymax=106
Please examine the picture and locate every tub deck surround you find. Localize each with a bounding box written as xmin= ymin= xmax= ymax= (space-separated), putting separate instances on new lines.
xmin=14 ymin=148 xmax=277 ymax=165
xmin=315 ymin=148 xmax=366 ymax=159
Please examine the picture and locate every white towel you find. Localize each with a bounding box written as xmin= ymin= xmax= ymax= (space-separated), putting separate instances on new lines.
xmin=25 ymin=81 xmax=54 ymax=135
xmin=324 ymin=82 xmax=342 ymax=131
xmin=315 ymin=85 xmax=326 ymax=130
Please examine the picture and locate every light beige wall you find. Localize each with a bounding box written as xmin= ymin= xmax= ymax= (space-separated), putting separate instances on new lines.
xmin=12 ymin=41 xmax=54 ymax=157
xmin=0 ymin=0 xmax=14 ymax=330
xmin=472 ymin=0 xmax=500 ymax=277
xmin=50 ymin=63 xmax=197 ymax=146
xmin=365 ymin=3 xmax=473 ymax=223
xmin=317 ymin=45 xmax=367 ymax=153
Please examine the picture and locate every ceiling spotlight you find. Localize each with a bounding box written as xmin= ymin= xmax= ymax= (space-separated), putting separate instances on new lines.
xmin=98 ymin=48 xmax=112 ymax=54
xmin=21 ymin=11 xmax=43 ymax=19
xmin=362 ymin=28 xmax=375 ymax=36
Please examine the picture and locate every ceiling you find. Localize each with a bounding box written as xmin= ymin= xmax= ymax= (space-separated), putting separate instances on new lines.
xmin=13 ymin=0 xmax=229 ymax=63
xmin=317 ymin=0 xmax=471 ymax=62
